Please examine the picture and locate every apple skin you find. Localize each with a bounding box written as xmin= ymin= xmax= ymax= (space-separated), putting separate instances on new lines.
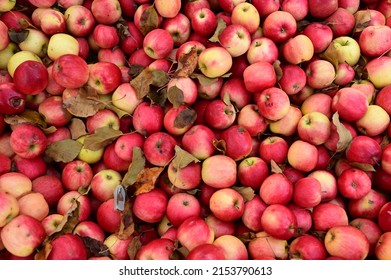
xmin=378 ymin=202 xmax=391 ymax=232
xmin=301 ymin=93 xmax=333 ymax=118
xmin=248 ymin=231 xmax=289 ymax=260
xmin=13 ymin=60 xmax=48 ymax=95
xmin=243 ymin=61 xmax=276 ymax=93
xmin=177 ymin=216 xmax=214 ymax=251
xmin=90 ymin=0 xmax=122 ymax=25
xmin=167 ymin=77 xmax=198 ymax=106
xmin=324 ymin=225 xmax=370 ymax=260
xmin=209 ymin=188 xmax=245 ymax=222
xmin=260 ymin=173 xmax=293 ymax=205
xmin=256 ymin=87 xmax=290 ymax=121
xmin=263 ymin=10 xmax=297 ymax=43
xmin=356 ymin=104 xmax=390 ymax=137
xmin=312 ymin=203 xmax=349 ymax=232
xmin=237 ymin=104 xmax=268 ymax=137
xmin=261 ymin=204 xmax=297 ymax=240
xmin=0 ymin=190 xmax=19 ymax=227
xmin=282 ymin=34 xmax=314 ymax=65
xmin=47 ymin=233 xmax=88 ymax=260
xmin=143 ymin=131 xmax=177 ymax=167
xmin=90 ymin=169 xmax=122 ymax=202
xmin=289 ymin=235 xmax=327 ymax=260
xmin=136 ymin=238 xmax=175 ymax=260
xmin=359 ymin=25 xmax=391 ymax=57
xmin=61 ymin=160 xmax=93 ymax=192
xmin=332 ymin=87 xmax=369 ymax=122
xmin=96 ymin=198 xmax=121 ymax=234
xmin=348 ymin=189 xmax=388 ymax=220
xmin=0 ymin=153 xmax=11 ymax=175
xmin=190 ymin=8 xmax=217 ymax=38
xmin=47 ymin=33 xmax=79 ymax=61
xmin=287 ymin=140 xmax=318 ymax=173
xmin=1 ymin=214 xmax=46 ymax=257
xmin=220 ymin=125 xmax=252 ymax=161
xmin=303 ymin=23 xmax=333 ymax=53
xmin=258 ymin=136 xmax=289 ymax=164
xmin=198 ymin=47 xmax=232 ymax=78
xmin=155 ymin=0 xmax=181 ymax=18
xmin=201 ymin=155 xmax=237 ymax=189
xmin=281 ymin=0 xmax=309 ymax=21
xmin=345 ymin=135 xmax=382 ymax=166
xmin=205 ymin=214 xmax=236 ymax=238
xmin=269 ymin=105 xmax=302 ymax=136
xmin=52 ymin=54 xmax=89 ymax=89
xmin=293 ymin=177 xmax=322 ymax=208
xmin=376 ymin=232 xmax=391 ymax=260
xmin=88 ymin=61 xmax=122 ymax=95
xmin=13 ymin=155 xmax=47 ymax=180
xmin=10 ymin=123 xmax=47 ymax=159
xmin=204 ymin=99 xmax=236 ymax=130
xmin=337 ymin=168 xmax=372 ymax=200
xmin=231 ymin=2 xmax=260 ymax=34
xmin=237 ymin=157 xmax=269 ymax=191
xmin=186 ymin=243 xmax=225 ymax=260
xmin=166 ymin=192 xmax=201 ymax=228
xmin=64 ymin=4 xmax=96 ymax=37
xmin=167 ymin=161 xmax=202 ymax=191
xmin=143 ymin=28 xmax=174 ymax=60
xmin=132 ymin=188 xmax=168 ymax=224
xmin=364 ymin=56 xmax=391 ymax=89
xmin=350 ymin=218 xmax=383 ymax=257
xmin=132 ymin=102 xmax=164 ymax=137
xmin=17 ymin=192 xmax=49 ymax=222
xmin=0 ymin=172 xmax=32 ymax=198
xmin=278 ymin=64 xmax=307 ymax=95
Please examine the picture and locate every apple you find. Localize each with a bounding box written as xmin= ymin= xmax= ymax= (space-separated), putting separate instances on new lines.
xmin=231 ymin=2 xmax=260 ymax=34
xmin=0 ymin=153 xmax=11 ymax=175
xmin=289 ymin=235 xmax=327 ymax=260
xmin=38 ymin=95 xmax=72 ymax=127
xmin=287 ymin=140 xmax=318 ymax=173
xmin=268 ymin=105 xmax=303 ymax=136
xmin=1 ymin=214 xmax=46 ymax=257
xmin=305 ymin=59 xmax=336 ymax=89
xmin=57 ymin=191 xmax=91 ymax=222
xmin=307 ymin=170 xmax=338 ymax=202
xmin=197 ymin=76 xmax=224 ymax=100
xmin=47 ymin=233 xmax=87 ymax=260
xmin=337 ymin=168 xmax=373 ymax=201
xmin=246 ymin=37 xmax=279 ymax=65
xmin=312 ymin=203 xmax=349 ymax=232
xmin=91 ymin=0 xmax=122 ymax=25
xmin=325 ymin=7 xmax=355 ymax=37
xmin=119 ymin=21 xmax=143 ymax=56
xmin=162 ymin=13 xmax=191 ymax=47
xmin=13 ymin=155 xmax=47 ymax=180
xmin=198 ymin=47 xmax=232 ymax=78
xmin=132 ymin=102 xmax=164 ymax=136
xmin=364 ymin=56 xmax=391 ymax=89
xmin=41 ymin=213 xmax=64 ymax=235
xmin=205 ymin=214 xmax=236 ymax=238
xmin=190 ymin=8 xmax=217 ymax=38
xmin=102 ymin=234 xmax=133 ymax=260
xmin=136 ymin=238 xmax=175 ymax=260
xmin=376 ymin=232 xmax=391 ymax=260
xmin=378 ymin=202 xmax=391 ymax=232
xmin=177 ymin=216 xmax=214 ymax=251
xmin=287 ymin=203 xmax=312 ymax=236
xmin=114 ymin=133 xmax=144 ymax=162
xmin=209 ymin=188 xmax=245 ymax=222
xmin=301 ymin=93 xmax=332 ymax=119
xmin=143 ymin=131 xmax=177 ymax=167
xmin=278 ymin=64 xmax=307 ymax=95
xmin=111 ymin=83 xmax=142 ymax=115
xmin=261 ymin=204 xmax=297 ymax=240
xmin=219 ymin=125 xmax=252 ymax=161
xmin=9 ymin=123 xmax=47 ymax=159
xmin=248 ymin=231 xmax=289 ymax=260
xmin=47 ymin=33 xmax=79 ymax=61
xmin=86 ymin=109 xmax=120 ymax=134
xmin=212 ymin=234 xmax=248 ymax=260
xmin=204 ymin=99 xmax=236 ymax=130
xmin=183 ymin=0 xmax=210 ymax=19
xmin=167 ymin=161 xmax=202 ymax=190
xmin=345 ymin=135 xmax=382 ymax=166
xmin=102 ymin=142 xmax=132 ymax=173
xmin=166 ymin=192 xmax=201 ymax=227
xmin=167 ymin=77 xmax=198 ymax=106
xmin=33 ymin=8 xmax=67 ymax=35
xmin=17 ymin=192 xmax=49 ymax=222
xmin=88 ymin=62 xmax=122 ymax=95
xmin=256 ymin=87 xmax=290 ymax=121
xmin=350 ymin=218 xmax=383 ymax=257
xmin=348 ymin=189 xmax=388 ymax=220
xmin=281 ymin=0 xmax=309 ymax=21
xmin=163 ymin=105 xmax=196 ymax=136
xmin=143 ymin=28 xmax=174 ymax=60
xmin=323 ymin=36 xmax=361 ymax=67
xmin=186 ymin=243 xmax=225 ymax=260
xmin=96 ymin=198 xmax=121 ymax=233
xmin=0 ymin=190 xmax=19 ymax=227
xmin=90 ymin=169 xmax=122 ymax=202
xmin=297 ymin=112 xmax=331 ymax=145
xmin=260 ymin=173 xmax=293 ymax=205
xmin=64 ymin=4 xmax=96 ymax=37
xmin=7 ymin=50 xmax=42 ymax=78
xmin=339 ymin=0 xmax=360 ymax=13
xmin=356 ymin=105 xmax=390 ymax=137
xmin=258 ymin=136 xmax=289 ymax=164
xmin=282 ymin=34 xmax=314 ymax=65
xmin=332 ymin=87 xmax=369 ymax=123
xmin=302 ymin=23 xmax=333 ymax=53
xmin=293 ymin=177 xmax=322 ymax=208
xmin=93 ymin=23 xmax=120 ymax=49
xmin=359 ymin=25 xmax=391 ymax=57
xmin=219 ymin=24 xmax=251 ymax=57
xmin=52 ymin=54 xmax=89 ymax=89
xmin=324 ymin=225 xmax=370 ymax=260
xmin=154 ymin=0 xmax=181 ymax=18
xmin=375 ymin=84 xmax=391 ymax=115
xmin=181 ymin=124 xmax=216 ymax=160
xmin=237 ymin=104 xmax=268 ymax=137
xmin=243 ymin=61 xmax=276 ymax=93
xmin=61 ymin=160 xmax=93 ymax=192
xmin=17 ymin=28 xmax=49 ymax=58
xmin=0 ymin=172 xmax=32 ymax=198
xmin=132 ymin=188 xmax=168 ymax=223
xmin=263 ymin=10 xmax=297 ymax=43
xmin=237 ymin=157 xmax=269 ymax=191
xmin=201 ymin=155 xmax=237 ymax=189
xmin=31 ymin=175 xmax=63 ymax=209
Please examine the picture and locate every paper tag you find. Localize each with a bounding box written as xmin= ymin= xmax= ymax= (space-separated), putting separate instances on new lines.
xmin=114 ymin=185 xmax=126 ymax=211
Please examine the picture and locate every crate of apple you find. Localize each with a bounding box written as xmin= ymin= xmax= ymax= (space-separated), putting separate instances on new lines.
xmin=1 ymin=0 xmax=391 ymax=261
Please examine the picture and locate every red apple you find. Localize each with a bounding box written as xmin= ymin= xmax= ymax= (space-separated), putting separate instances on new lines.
xmin=52 ymin=54 xmax=89 ymax=89
xmin=258 ymin=136 xmax=289 ymax=164
xmin=376 ymin=232 xmax=391 ymax=260
xmin=312 ymin=203 xmax=349 ymax=232
xmin=132 ymin=102 xmax=164 ymax=136
xmin=261 ymin=204 xmax=297 ymax=240
xmin=209 ymin=188 xmax=245 ymax=222
xmin=0 ymin=83 xmax=26 ymax=115
xmin=350 ymin=218 xmax=383 ymax=257
xmin=61 ymin=160 xmax=93 ymax=192
xmin=247 ymin=37 xmax=279 ymax=64
xmin=135 ymin=238 xmax=175 ymax=260
xmin=260 ymin=173 xmax=293 ymax=205
xmin=287 ymin=140 xmax=318 ymax=173
xmin=166 ymin=192 xmax=201 ymax=227
xmin=293 ymin=177 xmax=322 ymax=208
xmin=47 ymin=233 xmax=87 ymax=260
xmin=10 ymin=123 xmax=47 ymax=159
xmin=263 ymin=10 xmax=297 ymax=43
xmin=243 ymin=61 xmax=276 ymax=93
xmin=57 ymin=191 xmax=91 ymax=222
xmin=96 ymin=198 xmax=120 ymax=233
xmin=143 ymin=131 xmax=177 ymax=167
xmin=201 ymin=155 xmax=237 ymax=189
xmin=132 ymin=188 xmax=168 ymax=223
xmin=289 ymin=235 xmax=327 ymax=260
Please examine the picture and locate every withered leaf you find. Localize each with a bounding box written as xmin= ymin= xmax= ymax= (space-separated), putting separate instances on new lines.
xmin=151 ymin=69 xmax=168 ymax=87
xmin=213 ymin=138 xmax=226 ymax=154
xmin=349 ymin=162 xmax=376 ymax=172
xmin=221 ymin=72 xmax=232 ymax=78
xmin=173 ymin=107 xmax=197 ymax=129
xmin=45 ymin=139 xmax=83 ymax=163
xmin=8 ymin=29 xmax=29 ymax=44
xmin=175 ymin=46 xmax=198 ymax=78
xmin=139 ymin=5 xmax=159 ymax=36
xmin=62 ymin=87 xmax=102 ymax=118
xmin=116 ymin=22 xmax=131 ymax=39
xmin=116 ymin=200 xmax=135 ymax=240
xmin=83 ymin=126 xmax=123 ymax=151
xmin=78 ymin=185 xmax=91 ymax=196
xmin=332 ymin=112 xmax=353 ymax=152
xmin=191 ymin=73 xmax=218 ymax=87
xmin=127 ymin=236 xmax=142 ymax=260
xmin=34 ymin=243 xmax=52 ymax=260
xmin=380 ymin=135 xmax=391 ymax=149
xmin=222 ymin=92 xmax=232 ymax=106
xmin=273 ymin=60 xmax=283 ymax=81
xmin=133 ymin=167 xmax=164 ymax=195
xmin=354 ymin=10 xmax=372 ymax=33
xmin=238 ymin=232 xmax=257 ymax=243
xmin=80 ymin=236 xmax=110 ymax=258
xmin=172 ymin=145 xmax=200 ymax=170
xmin=270 ymin=159 xmax=284 ymax=174
xmin=104 ymin=103 xmax=131 ymax=119
xmin=209 ymin=17 xmax=227 ymax=42
xmin=122 ymin=147 xmax=146 ymax=187
xmin=232 ymin=186 xmax=255 ymax=202
xmin=68 ymin=118 xmax=87 ymax=140
xmin=130 ymin=67 xmax=153 ymax=99
xmin=167 ymin=85 xmax=184 ymax=108
xmin=148 ymin=87 xmax=167 ymax=107
xmin=4 ymin=109 xmax=47 ymax=129
xmin=128 ymin=65 xmax=145 ymax=78
xmin=170 ymin=247 xmax=187 ymax=260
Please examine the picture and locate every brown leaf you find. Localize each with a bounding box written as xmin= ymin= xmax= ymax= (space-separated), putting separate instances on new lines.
xmin=8 ymin=29 xmax=29 ymax=44
xmin=62 ymin=87 xmax=102 ymax=118
xmin=116 ymin=22 xmax=131 ymax=39
xmin=83 ymin=126 xmax=123 ymax=151
xmin=173 ymin=107 xmax=197 ymax=128
xmin=349 ymin=162 xmax=376 ymax=172
xmin=148 ymin=87 xmax=167 ymax=107
xmin=151 ymin=69 xmax=168 ymax=87
xmin=238 ymin=232 xmax=258 ymax=243
xmin=380 ymin=135 xmax=391 ymax=149
xmin=232 ymin=186 xmax=255 ymax=202
xmin=127 ymin=236 xmax=142 ymax=260
xmin=354 ymin=10 xmax=372 ymax=33
xmin=273 ymin=60 xmax=283 ymax=81
xmin=4 ymin=110 xmax=47 ymax=129
xmin=167 ymin=85 xmax=184 ymax=108
xmin=139 ymin=5 xmax=159 ymax=36
xmin=116 ymin=200 xmax=135 ymax=240
xmin=175 ymin=46 xmax=198 ymax=78
xmin=128 ymin=65 xmax=145 ymax=78
xmin=45 ymin=139 xmax=83 ymax=163
xmin=34 ymin=243 xmax=52 ymax=260
xmin=133 ymin=167 xmax=164 ymax=195
xmin=191 ymin=73 xmax=218 ymax=86
xmin=130 ymin=67 xmax=153 ymax=99
xmin=68 ymin=118 xmax=87 ymax=140
xmin=122 ymin=147 xmax=146 ymax=187
xmin=270 ymin=160 xmax=284 ymax=174
xmin=80 ymin=236 xmax=110 ymax=258
xmin=209 ymin=17 xmax=227 ymax=43
xmin=78 ymin=185 xmax=91 ymax=196
xmin=332 ymin=112 xmax=353 ymax=152
xmin=213 ymin=138 xmax=226 ymax=154
xmin=172 ymin=145 xmax=200 ymax=170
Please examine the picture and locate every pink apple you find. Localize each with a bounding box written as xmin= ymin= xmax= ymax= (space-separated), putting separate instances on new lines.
xmin=337 ymin=168 xmax=372 ymax=200
xmin=190 ymin=7 xmax=217 ymax=38
xmin=96 ymin=198 xmax=121 ymax=233
xmin=350 ymin=218 xmax=383 ymax=257
xmin=278 ymin=64 xmax=307 ymax=95
xmin=136 ymin=238 xmax=175 ymax=260
xmin=204 ymin=99 xmax=236 ymax=130
xmin=281 ymin=0 xmax=309 ymax=20
xmin=0 ymin=190 xmax=19 ymax=227
xmin=205 ymin=214 xmax=236 ymax=238
xmin=345 ymin=135 xmax=382 ymax=166
xmin=177 ymin=216 xmax=214 ymax=251
xmin=243 ymin=61 xmax=276 ymax=93
xmin=73 ymin=220 xmax=106 ymax=242
xmin=64 ymin=4 xmax=96 ymax=37
xmin=48 ymin=233 xmax=87 ymax=260
xmin=237 ymin=157 xmax=269 ymax=191
xmin=305 ymin=59 xmax=336 ymax=89
xmin=0 ymin=172 xmax=32 ymax=198
xmin=287 ymin=140 xmax=318 ymax=173
xmin=312 ymin=203 xmax=349 ymax=232
xmin=162 ymin=13 xmax=191 ymax=46
xmin=167 ymin=161 xmax=202 ymax=190
xmin=132 ymin=188 xmax=168 ymax=223
xmin=209 ymin=188 xmax=245 ymax=222
xmin=289 ymin=235 xmax=327 ymax=260
xmin=258 ymin=136 xmax=289 ymax=164
xmin=57 ymin=191 xmax=91 ymax=222
xmin=378 ymin=202 xmax=391 ymax=232
xmin=302 ymin=23 xmax=333 ymax=53
xmin=181 ymin=124 xmax=216 ymax=160
xmin=263 ymin=10 xmax=297 ymax=43
xmin=375 ymin=232 xmax=391 ymax=260
xmin=10 ymin=123 xmax=47 ymax=159
xmin=166 ymin=192 xmax=201 ymax=227
xmin=256 ymin=87 xmax=290 ymax=121
xmin=13 ymin=155 xmax=47 ymax=180
xmin=61 ymin=160 xmax=93 ymax=192
xmin=90 ymin=169 xmax=122 ymax=202
xmin=248 ymin=230 xmax=289 ymax=260
xmin=132 ymin=102 xmax=164 ymax=136
xmin=348 ymin=189 xmax=388 ymax=220
xmin=17 ymin=192 xmax=49 ymax=222
xmin=261 ymin=204 xmax=297 ymax=240
xmin=114 ymin=133 xmax=145 ymax=162
xmin=38 ymin=95 xmax=72 ymax=127
xmin=307 ymin=170 xmax=338 ymax=202
xmin=143 ymin=131 xmax=177 ymax=167
xmin=52 ymin=54 xmax=89 ymax=89
xmin=260 ymin=173 xmax=293 ymax=205
xmin=219 ymin=24 xmax=251 ymax=57
xmin=282 ymin=34 xmax=314 ymax=65
xmin=198 ymin=46 xmax=232 ymax=78
xmin=201 ymin=155 xmax=237 ymax=189
xmin=231 ymin=2 xmax=260 ymax=34
xmin=143 ymin=28 xmax=174 ymax=59
xmin=246 ymin=37 xmax=279 ymax=64
xmin=91 ymin=0 xmax=122 ymax=25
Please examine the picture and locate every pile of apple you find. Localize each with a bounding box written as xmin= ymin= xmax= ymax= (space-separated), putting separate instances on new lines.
xmin=1 ymin=0 xmax=391 ymax=261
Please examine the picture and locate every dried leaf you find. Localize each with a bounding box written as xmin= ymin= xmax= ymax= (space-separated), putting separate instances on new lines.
xmin=191 ymin=73 xmax=218 ymax=86
xmin=122 ymin=147 xmax=146 ymax=187
xmin=175 ymin=46 xmax=198 ymax=78
xmin=139 ymin=5 xmax=159 ymax=35
xmin=78 ymin=185 xmax=91 ymax=195
xmin=273 ymin=60 xmax=283 ymax=81
xmin=80 ymin=236 xmax=110 ymax=258
xmin=104 ymin=103 xmax=131 ymax=119
xmin=8 ymin=29 xmax=29 ymax=44
xmin=354 ymin=10 xmax=372 ymax=33
xmin=222 ymin=92 xmax=232 ymax=106
xmin=68 ymin=118 xmax=87 ymax=140
xmin=148 ymin=87 xmax=167 ymax=107
xmin=349 ymin=162 xmax=376 ymax=172
xmin=167 ymin=85 xmax=184 ymax=108
xmin=128 ymin=65 xmax=145 ymax=78
xmin=172 ymin=145 xmax=200 ymax=170
xmin=62 ymin=87 xmax=102 ymax=118
xmin=232 ymin=186 xmax=255 ymax=202
xmin=270 ymin=160 xmax=284 ymax=174
xmin=173 ymin=107 xmax=197 ymax=128
xmin=170 ymin=247 xmax=187 ymax=260
xmin=83 ymin=126 xmax=123 ymax=151
xmin=213 ymin=138 xmax=226 ymax=154
xmin=130 ymin=67 xmax=153 ymax=99
xmin=34 ymin=243 xmax=52 ymax=260
xmin=151 ymin=69 xmax=168 ymax=87
xmin=332 ymin=112 xmax=353 ymax=152
xmin=209 ymin=17 xmax=227 ymax=42
xmin=133 ymin=167 xmax=164 ymax=195
xmin=116 ymin=200 xmax=135 ymax=240
xmin=380 ymin=135 xmax=391 ymax=149
xmin=45 ymin=139 xmax=83 ymax=163
xmin=116 ymin=22 xmax=131 ymax=39
xmin=127 ymin=236 xmax=142 ymax=260
xmin=221 ymin=72 xmax=232 ymax=78
xmin=238 ymin=232 xmax=258 ymax=243
xmin=4 ymin=109 xmax=47 ymax=129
